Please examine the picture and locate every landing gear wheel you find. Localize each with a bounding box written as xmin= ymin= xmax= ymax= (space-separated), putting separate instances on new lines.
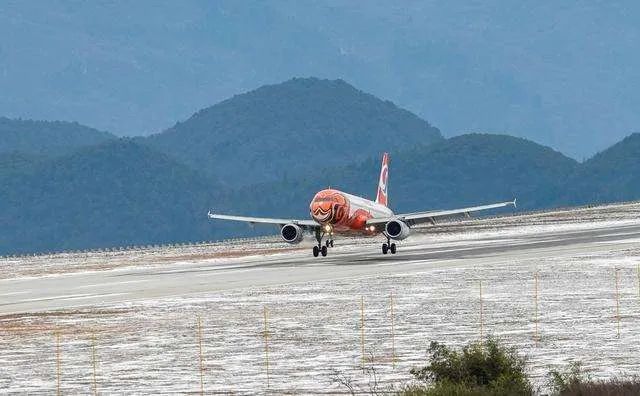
xmin=330 ymin=240 xmax=334 ymax=247
xmin=390 ymin=243 xmax=396 ymax=254
xmin=321 ymin=245 xmax=328 ymax=257
xmin=325 ymin=240 xmax=330 ymax=247
xmin=313 ymin=246 xmax=319 ymax=257
xmin=382 ymin=243 xmax=388 ymax=255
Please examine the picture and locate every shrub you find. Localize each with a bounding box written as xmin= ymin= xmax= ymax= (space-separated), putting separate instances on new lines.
xmin=406 ymin=338 xmax=532 ymax=396
xmin=547 ymin=361 xmax=587 ymax=394
xmin=399 ymin=380 xmax=508 ymax=396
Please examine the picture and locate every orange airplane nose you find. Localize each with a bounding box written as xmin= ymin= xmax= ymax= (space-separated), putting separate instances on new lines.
xmin=309 ymin=190 xmax=349 ymax=225
xmin=310 ymin=200 xmax=333 ymax=223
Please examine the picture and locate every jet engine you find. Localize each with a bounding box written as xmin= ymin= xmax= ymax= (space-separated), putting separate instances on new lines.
xmin=280 ymin=223 xmax=304 ymax=244
xmin=385 ymin=219 xmax=411 ymax=240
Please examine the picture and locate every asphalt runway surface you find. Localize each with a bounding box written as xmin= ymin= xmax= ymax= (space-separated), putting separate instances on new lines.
xmin=3 ymin=220 xmax=640 ymax=315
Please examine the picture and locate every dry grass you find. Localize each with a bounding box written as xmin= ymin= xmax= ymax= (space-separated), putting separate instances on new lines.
xmin=0 ymin=308 xmax=135 ymax=335
xmin=559 ymin=378 xmax=640 ymax=396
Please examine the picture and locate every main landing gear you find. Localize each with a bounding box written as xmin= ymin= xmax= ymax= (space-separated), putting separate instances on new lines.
xmin=312 ymin=228 xmax=334 ymax=257
xmin=312 ymin=245 xmax=327 ymax=257
xmin=382 ymin=236 xmax=397 ymax=255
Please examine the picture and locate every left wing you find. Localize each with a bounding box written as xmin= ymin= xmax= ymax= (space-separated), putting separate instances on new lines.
xmin=207 ymin=211 xmax=319 ymax=230
xmin=366 ymin=199 xmax=516 ymax=227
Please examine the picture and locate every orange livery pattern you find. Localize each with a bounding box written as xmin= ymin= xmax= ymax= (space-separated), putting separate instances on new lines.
xmin=310 ymin=189 xmax=374 ymax=231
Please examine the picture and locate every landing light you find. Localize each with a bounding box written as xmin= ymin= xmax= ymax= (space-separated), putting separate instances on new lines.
xmin=324 ymin=225 xmax=332 ymax=232
xmin=368 ymin=225 xmax=376 ymax=232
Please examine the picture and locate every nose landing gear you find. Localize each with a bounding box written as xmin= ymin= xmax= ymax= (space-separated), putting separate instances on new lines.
xmin=313 ymin=228 xmax=332 ymax=257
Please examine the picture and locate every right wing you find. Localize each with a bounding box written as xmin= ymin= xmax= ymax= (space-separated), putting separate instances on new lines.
xmin=366 ymin=199 xmax=516 ymax=227
xmin=207 ymin=211 xmax=319 ymax=230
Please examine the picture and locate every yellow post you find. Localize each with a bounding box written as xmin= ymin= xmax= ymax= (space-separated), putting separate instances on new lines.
xmin=56 ymin=330 xmax=61 ymax=396
xmin=360 ymin=296 xmax=365 ymax=369
xmin=91 ymin=331 xmax=98 ymax=396
xmin=534 ymin=271 xmax=539 ymax=346
xmin=263 ymin=306 xmax=270 ymax=389
xmin=479 ymin=280 xmax=484 ymax=348
xmin=390 ymin=292 xmax=396 ymax=369
xmin=197 ymin=316 xmax=205 ymax=395
xmin=614 ymin=268 xmax=621 ymax=338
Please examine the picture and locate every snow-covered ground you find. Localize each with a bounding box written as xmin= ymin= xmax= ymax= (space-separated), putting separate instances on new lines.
xmin=1 ymin=202 xmax=640 ymax=394
xmin=3 ymin=201 xmax=639 ymax=280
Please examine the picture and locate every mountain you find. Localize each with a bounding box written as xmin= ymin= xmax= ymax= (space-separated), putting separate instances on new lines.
xmin=145 ymin=77 xmax=443 ymax=186
xmin=0 ymin=152 xmax=46 ymax=176
xmin=228 ymin=134 xmax=578 ymax=220
xmin=0 ymin=139 xmax=238 ymax=255
xmin=0 ymin=117 xmax=114 ymax=157
xmin=3 ymin=2 xmax=640 ymax=158
xmin=562 ymin=133 xmax=640 ymax=205
xmin=386 ymin=134 xmax=578 ymax=212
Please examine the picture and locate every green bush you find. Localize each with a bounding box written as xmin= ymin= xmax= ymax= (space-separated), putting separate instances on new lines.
xmin=405 ymin=338 xmax=532 ymax=396
xmin=547 ymin=361 xmax=587 ymax=394
xmin=399 ymin=381 xmax=511 ymax=396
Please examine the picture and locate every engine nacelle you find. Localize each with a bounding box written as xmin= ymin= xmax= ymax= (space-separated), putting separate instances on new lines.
xmin=385 ymin=219 xmax=411 ymax=240
xmin=280 ymin=223 xmax=304 ymax=244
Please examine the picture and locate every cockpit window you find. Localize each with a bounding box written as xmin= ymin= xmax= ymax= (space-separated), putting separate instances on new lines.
xmin=314 ymin=197 xmax=334 ymax=202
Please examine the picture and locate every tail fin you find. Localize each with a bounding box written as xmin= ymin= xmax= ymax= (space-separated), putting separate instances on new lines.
xmin=375 ymin=152 xmax=389 ymax=207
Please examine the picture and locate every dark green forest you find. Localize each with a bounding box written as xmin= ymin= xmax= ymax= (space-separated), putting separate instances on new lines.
xmin=0 ymin=117 xmax=114 ymax=157
xmin=1 ymin=78 xmax=639 ymax=255
xmin=144 ymin=78 xmax=443 ymax=186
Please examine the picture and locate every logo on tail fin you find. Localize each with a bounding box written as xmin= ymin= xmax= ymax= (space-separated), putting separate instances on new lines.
xmin=376 ymin=153 xmax=389 ymax=207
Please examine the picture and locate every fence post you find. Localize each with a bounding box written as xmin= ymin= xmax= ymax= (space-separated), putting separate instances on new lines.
xmin=534 ymin=271 xmax=539 ymax=346
xmin=197 ymin=316 xmax=205 ymax=395
xmin=360 ymin=296 xmax=365 ymax=369
xmin=56 ymin=330 xmax=61 ymax=396
xmin=91 ymin=331 xmax=98 ymax=395
xmin=390 ymin=292 xmax=396 ymax=369
xmin=479 ymin=280 xmax=484 ymax=348
xmin=614 ymin=268 xmax=621 ymax=338
xmin=263 ymin=306 xmax=270 ymax=389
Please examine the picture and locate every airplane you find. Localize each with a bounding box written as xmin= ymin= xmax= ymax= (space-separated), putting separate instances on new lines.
xmin=208 ymin=153 xmax=516 ymax=257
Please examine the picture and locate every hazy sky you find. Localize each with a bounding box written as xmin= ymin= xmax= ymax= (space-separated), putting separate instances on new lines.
xmin=1 ymin=1 xmax=639 ymax=159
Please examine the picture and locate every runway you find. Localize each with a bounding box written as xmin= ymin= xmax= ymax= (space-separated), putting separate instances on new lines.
xmin=2 ymin=216 xmax=640 ymax=315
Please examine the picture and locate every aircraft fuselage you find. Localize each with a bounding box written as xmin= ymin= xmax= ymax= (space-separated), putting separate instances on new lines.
xmin=309 ymin=189 xmax=393 ymax=234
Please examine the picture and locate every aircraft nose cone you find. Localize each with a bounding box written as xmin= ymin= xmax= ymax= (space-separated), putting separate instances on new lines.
xmin=309 ymin=190 xmax=349 ymax=225
xmin=310 ymin=202 xmax=333 ymax=223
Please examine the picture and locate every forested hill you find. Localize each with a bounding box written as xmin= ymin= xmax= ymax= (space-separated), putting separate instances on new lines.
xmin=0 ymin=152 xmax=47 ymax=177
xmin=5 ymin=2 xmax=640 ymax=159
xmin=0 ymin=139 xmax=225 ymax=254
xmin=226 ymin=134 xmax=579 ymax=219
xmin=0 ymin=117 xmax=115 ymax=157
xmin=563 ymin=133 xmax=640 ymax=205
xmin=145 ymin=77 xmax=443 ymax=186
xmin=374 ymin=134 xmax=578 ymax=212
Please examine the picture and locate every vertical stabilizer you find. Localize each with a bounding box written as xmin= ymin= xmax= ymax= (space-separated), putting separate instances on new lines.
xmin=375 ymin=152 xmax=389 ymax=207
